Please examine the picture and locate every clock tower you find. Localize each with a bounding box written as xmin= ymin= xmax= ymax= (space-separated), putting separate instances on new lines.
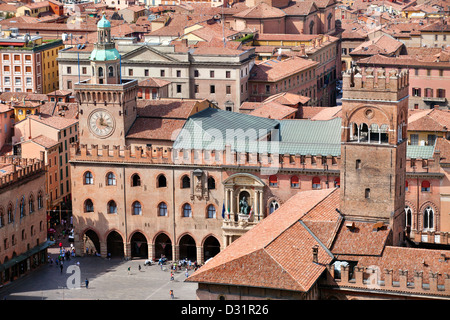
xmin=74 ymin=15 xmax=138 ymax=148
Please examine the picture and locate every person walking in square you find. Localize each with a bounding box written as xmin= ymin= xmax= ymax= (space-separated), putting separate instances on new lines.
xmin=127 ymin=266 xmax=131 ymax=275
xmin=170 ymin=290 xmax=174 ymax=299
xmin=85 ymin=278 xmax=89 ymax=289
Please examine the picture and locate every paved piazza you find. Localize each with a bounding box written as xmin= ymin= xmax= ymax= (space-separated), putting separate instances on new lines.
xmin=0 ymin=243 xmax=198 ymax=300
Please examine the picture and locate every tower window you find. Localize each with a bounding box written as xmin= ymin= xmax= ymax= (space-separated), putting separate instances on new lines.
xmin=421 ymin=180 xmax=430 ymax=192
xmin=157 ymin=174 xmax=167 ymax=188
xmin=423 ymin=206 xmax=434 ymax=231
xmin=181 ymin=175 xmax=190 ymax=189
xmin=98 ymin=67 xmax=104 ymax=77
xmin=365 ymin=188 xmax=370 ymax=199
xmin=131 ymin=174 xmax=141 ymax=187
xmin=356 ymin=159 xmax=361 ymax=170
xmin=312 ymin=177 xmax=321 ymax=189
xmin=108 ymin=66 xmax=114 ymax=77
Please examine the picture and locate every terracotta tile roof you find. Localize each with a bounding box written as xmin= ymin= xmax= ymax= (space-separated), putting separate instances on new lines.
xmin=264 ymin=92 xmax=310 ymax=106
xmin=187 ymin=188 xmax=339 ymax=292
xmin=408 ymin=110 xmax=450 ymax=132
xmin=301 ymin=106 xmax=330 ymax=119
xmin=336 ymin=246 xmax=450 ymax=286
xmin=233 ymin=2 xmax=286 ymax=19
xmin=126 ymin=117 xmax=186 ymax=141
xmin=28 ymin=134 xmax=59 ymax=149
xmin=255 ymin=33 xmax=320 ymax=42
xmin=39 ymin=102 xmax=78 ymax=119
xmin=310 ymin=106 xmax=342 ymax=121
xmin=331 ymin=220 xmax=391 ymax=256
xmin=136 ymin=99 xmax=202 ymax=119
xmin=138 ymin=77 xmax=171 ymax=88
xmin=435 ymin=137 xmax=450 ymax=164
xmin=351 ymin=34 xmax=404 ymax=56
xmin=239 ymin=102 xmax=261 ymax=111
xmin=192 ymin=46 xmax=245 ymax=56
xmin=282 ymin=1 xmax=318 ymax=15
xmin=250 ymin=57 xmax=318 ymax=82
xmin=28 ymin=114 xmax=78 ymax=130
xmin=249 ymin=101 xmax=297 ymax=120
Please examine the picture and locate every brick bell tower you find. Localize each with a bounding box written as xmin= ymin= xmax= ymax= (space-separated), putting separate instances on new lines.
xmin=340 ymin=67 xmax=409 ymax=246
xmin=74 ymin=15 xmax=138 ymax=148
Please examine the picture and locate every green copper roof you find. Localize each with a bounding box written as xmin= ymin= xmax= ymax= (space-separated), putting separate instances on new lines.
xmin=97 ymin=15 xmax=111 ymax=28
xmin=173 ymin=109 xmax=436 ymax=159
xmin=406 ymin=145 xmax=435 ymax=159
xmin=89 ymin=47 xmax=120 ymax=61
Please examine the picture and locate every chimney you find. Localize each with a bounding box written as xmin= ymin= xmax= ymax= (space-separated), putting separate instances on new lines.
xmin=312 ymin=245 xmax=319 ymax=263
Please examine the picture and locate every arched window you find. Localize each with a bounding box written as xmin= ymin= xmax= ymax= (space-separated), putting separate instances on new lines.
xmin=207 ymin=176 xmax=215 ymax=190
xmin=421 ymin=180 xmax=430 ymax=192
xmin=37 ymin=191 xmax=43 ymax=209
xmin=157 ymin=174 xmax=167 ymax=188
xmin=84 ymin=199 xmax=94 ymax=213
xmin=131 ymin=174 xmax=141 ymax=187
xmin=182 ymin=203 xmax=192 ymax=217
xmin=423 ymin=206 xmax=434 ymax=231
xmin=106 ymin=172 xmax=116 ymax=186
xmin=29 ymin=194 xmax=34 ymax=214
xmin=107 ymin=200 xmax=117 ymax=214
xmin=158 ymin=202 xmax=167 ymax=216
xmin=20 ymin=198 xmax=25 ymax=218
xmin=0 ymin=207 xmax=4 ymax=227
xmin=108 ymin=66 xmax=114 ymax=77
xmin=269 ymin=175 xmax=278 ymax=187
xmin=291 ymin=176 xmax=299 ymax=188
xmin=84 ymin=171 xmax=93 ymax=185
xmin=181 ymin=175 xmax=190 ymax=189
xmin=309 ymin=20 xmax=315 ymax=34
xmin=207 ymin=205 xmax=216 ymax=219
xmin=365 ymin=188 xmax=370 ymax=199
xmin=312 ymin=177 xmax=321 ymax=189
xmin=7 ymin=204 xmax=13 ymax=223
xmin=132 ymin=201 xmax=142 ymax=215
xmin=98 ymin=67 xmax=104 ymax=77
xmin=334 ymin=177 xmax=340 ymax=188
xmin=405 ymin=206 xmax=412 ymax=227
xmin=327 ymin=13 xmax=333 ymax=30
xmin=269 ymin=200 xmax=279 ymax=214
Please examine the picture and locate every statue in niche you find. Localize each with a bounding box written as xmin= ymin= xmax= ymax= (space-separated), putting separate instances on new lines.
xmin=239 ymin=196 xmax=249 ymax=215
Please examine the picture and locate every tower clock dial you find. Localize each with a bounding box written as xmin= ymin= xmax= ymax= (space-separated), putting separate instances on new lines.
xmin=88 ymin=109 xmax=115 ymax=138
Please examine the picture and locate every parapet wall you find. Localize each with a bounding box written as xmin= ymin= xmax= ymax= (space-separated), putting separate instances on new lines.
xmin=70 ymin=143 xmax=341 ymax=172
xmin=0 ymin=156 xmax=45 ymax=190
xmin=343 ymin=67 xmax=409 ymax=102
xmin=324 ymin=264 xmax=450 ymax=298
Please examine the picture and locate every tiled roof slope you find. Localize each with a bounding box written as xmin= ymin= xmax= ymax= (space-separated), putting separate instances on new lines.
xmin=186 ymin=188 xmax=339 ymax=292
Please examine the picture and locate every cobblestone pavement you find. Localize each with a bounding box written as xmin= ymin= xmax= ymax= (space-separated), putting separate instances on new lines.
xmin=0 ymin=233 xmax=198 ymax=300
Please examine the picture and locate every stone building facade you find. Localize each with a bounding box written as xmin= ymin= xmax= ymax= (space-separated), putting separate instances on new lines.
xmin=0 ymin=156 xmax=49 ymax=285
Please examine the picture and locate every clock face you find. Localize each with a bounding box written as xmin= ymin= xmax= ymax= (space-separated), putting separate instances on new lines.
xmin=88 ymin=109 xmax=115 ymax=138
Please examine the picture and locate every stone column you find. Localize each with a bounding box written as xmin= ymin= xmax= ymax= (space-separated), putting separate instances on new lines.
xmin=259 ymin=190 xmax=263 ymax=220
xmin=124 ymin=242 xmax=131 ymax=259
xmin=197 ymin=246 xmax=203 ymax=264
xmin=148 ymin=243 xmax=155 ymax=261
xmin=230 ymin=189 xmax=235 ymax=221
xmin=100 ymin=241 xmax=107 ymax=258
xmin=224 ymin=188 xmax=229 ymax=218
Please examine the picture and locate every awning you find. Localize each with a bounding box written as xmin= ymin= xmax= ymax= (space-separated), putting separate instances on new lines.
xmin=0 ymin=240 xmax=54 ymax=272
